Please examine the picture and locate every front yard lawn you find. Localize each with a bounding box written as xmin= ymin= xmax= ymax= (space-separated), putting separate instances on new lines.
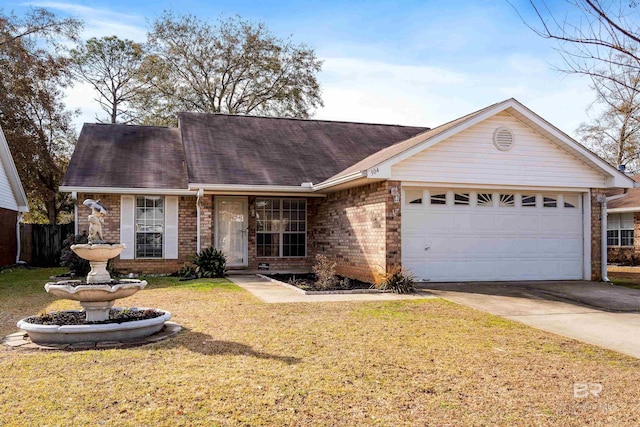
xmin=2 ymin=267 xmax=640 ymax=425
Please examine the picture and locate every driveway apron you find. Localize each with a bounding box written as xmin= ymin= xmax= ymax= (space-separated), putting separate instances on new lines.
xmin=418 ymin=281 xmax=640 ymax=359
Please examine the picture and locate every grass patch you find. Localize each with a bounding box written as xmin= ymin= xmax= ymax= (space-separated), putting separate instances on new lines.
xmin=2 ymin=268 xmax=640 ymax=425
xmin=609 ymin=277 xmax=640 ymax=290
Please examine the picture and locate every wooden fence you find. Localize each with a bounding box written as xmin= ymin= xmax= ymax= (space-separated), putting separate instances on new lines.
xmin=20 ymin=223 xmax=75 ymax=267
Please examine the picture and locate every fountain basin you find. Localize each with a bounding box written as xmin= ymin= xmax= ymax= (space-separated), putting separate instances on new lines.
xmin=45 ymin=279 xmax=147 ymax=302
xmin=71 ymin=243 xmax=125 ymax=283
xmin=71 ymin=243 xmax=125 ymax=261
xmin=17 ymin=308 xmax=172 ymax=345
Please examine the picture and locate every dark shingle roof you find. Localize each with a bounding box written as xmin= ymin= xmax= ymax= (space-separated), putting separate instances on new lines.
xmin=608 ymin=174 xmax=640 ymax=209
xmin=62 ymin=124 xmax=187 ymax=189
xmin=178 ymin=113 xmax=428 ymax=186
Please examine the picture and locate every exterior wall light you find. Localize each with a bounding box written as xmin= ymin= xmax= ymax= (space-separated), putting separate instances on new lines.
xmin=390 ymin=186 xmax=400 ymax=203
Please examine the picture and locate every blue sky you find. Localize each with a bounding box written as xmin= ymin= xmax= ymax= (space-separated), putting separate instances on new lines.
xmin=10 ymin=0 xmax=597 ymax=137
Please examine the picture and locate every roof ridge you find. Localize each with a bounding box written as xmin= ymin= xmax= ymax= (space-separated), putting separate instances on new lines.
xmin=177 ymin=111 xmax=429 ymax=129
xmin=83 ymin=122 xmax=177 ymax=130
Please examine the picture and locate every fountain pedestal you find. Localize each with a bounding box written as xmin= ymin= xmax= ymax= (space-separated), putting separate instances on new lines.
xmin=81 ymin=300 xmax=115 ymax=322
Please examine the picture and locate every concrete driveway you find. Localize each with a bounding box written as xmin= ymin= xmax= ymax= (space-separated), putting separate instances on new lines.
xmin=417 ymin=281 xmax=640 ymax=359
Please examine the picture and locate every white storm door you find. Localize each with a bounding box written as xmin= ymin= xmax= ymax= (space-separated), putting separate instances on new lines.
xmin=215 ymin=196 xmax=248 ymax=267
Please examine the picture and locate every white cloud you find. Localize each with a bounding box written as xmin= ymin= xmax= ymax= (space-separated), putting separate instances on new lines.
xmin=22 ymin=1 xmax=147 ymax=41
xmin=315 ymin=56 xmax=595 ymax=139
xmin=65 ymin=81 xmax=103 ymax=130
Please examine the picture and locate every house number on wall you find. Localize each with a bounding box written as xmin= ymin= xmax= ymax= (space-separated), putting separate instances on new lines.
xmin=368 ymin=167 xmax=380 ymax=176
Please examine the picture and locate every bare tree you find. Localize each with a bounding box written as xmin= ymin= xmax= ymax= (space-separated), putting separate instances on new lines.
xmin=71 ymin=36 xmax=150 ymax=124
xmin=577 ymin=53 xmax=640 ymax=171
xmin=136 ymin=12 xmax=323 ymax=125
xmin=518 ymin=0 xmax=640 ymax=91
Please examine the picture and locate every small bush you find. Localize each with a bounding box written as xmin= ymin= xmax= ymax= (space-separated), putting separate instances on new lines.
xmin=377 ymin=268 xmax=416 ymax=294
xmin=312 ymin=254 xmax=338 ymax=290
xmin=60 ymin=233 xmax=90 ymax=277
xmin=193 ymin=247 xmax=226 ymax=278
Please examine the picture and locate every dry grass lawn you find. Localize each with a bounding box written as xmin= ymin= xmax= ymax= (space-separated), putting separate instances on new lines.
xmin=1 ymin=267 xmax=640 ymax=426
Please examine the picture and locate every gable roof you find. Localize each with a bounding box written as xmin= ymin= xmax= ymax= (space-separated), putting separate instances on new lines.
xmin=328 ymin=101 xmax=501 ymax=180
xmin=324 ymin=98 xmax=636 ymax=189
xmin=178 ymin=112 xmax=427 ymax=186
xmin=0 ymin=125 xmax=28 ymax=212
xmin=63 ymin=123 xmax=187 ymax=189
xmin=61 ymin=98 xmax=635 ymax=194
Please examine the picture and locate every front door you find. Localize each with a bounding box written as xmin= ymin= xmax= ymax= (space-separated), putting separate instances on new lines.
xmin=215 ymin=196 xmax=248 ymax=267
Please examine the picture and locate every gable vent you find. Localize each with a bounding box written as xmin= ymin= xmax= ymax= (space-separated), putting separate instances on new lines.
xmin=493 ymin=127 xmax=515 ymax=151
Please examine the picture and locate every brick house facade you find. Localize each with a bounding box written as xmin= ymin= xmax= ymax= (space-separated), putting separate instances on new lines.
xmin=79 ymin=181 xmax=402 ymax=283
xmin=63 ymin=100 xmax=633 ymax=282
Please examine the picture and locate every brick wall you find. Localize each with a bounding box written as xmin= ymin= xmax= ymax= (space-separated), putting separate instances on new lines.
xmin=78 ymin=193 xmax=198 ymax=274
xmin=0 ymin=207 xmax=17 ymax=266
xmin=307 ymin=181 xmax=400 ymax=283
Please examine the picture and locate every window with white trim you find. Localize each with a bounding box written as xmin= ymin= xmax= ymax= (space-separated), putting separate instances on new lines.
xmin=256 ymin=198 xmax=306 ymax=257
xmin=608 ymin=213 xmax=634 ymax=247
xmin=135 ymin=196 xmax=164 ymax=258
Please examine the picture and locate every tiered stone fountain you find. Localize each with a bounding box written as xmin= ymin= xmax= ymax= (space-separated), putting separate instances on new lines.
xmin=17 ymin=199 xmax=172 ymax=345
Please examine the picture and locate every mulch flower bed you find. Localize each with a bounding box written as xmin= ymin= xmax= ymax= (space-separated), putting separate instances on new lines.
xmin=23 ymin=309 xmax=164 ymax=326
xmin=265 ymin=273 xmax=375 ymax=292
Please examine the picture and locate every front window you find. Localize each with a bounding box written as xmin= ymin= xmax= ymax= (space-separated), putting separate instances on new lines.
xmin=136 ymin=196 xmax=164 ymax=258
xmin=608 ymin=213 xmax=634 ymax=247
xmin=256 ymin=198 xmax=306 ymax=257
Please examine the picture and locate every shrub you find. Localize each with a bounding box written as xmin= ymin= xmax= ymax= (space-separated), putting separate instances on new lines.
xmin=60 ymin=233 xmax=90 ymax=277
xmin=193 ymin=247 xmax=226 ymax=278
xmin=377 ymin=267 xmax=416 ymax=294
xmin=312 ymin=254 xmax=338 ymax=289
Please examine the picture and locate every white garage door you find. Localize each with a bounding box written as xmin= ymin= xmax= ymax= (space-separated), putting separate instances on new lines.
xmin=402 ymin=189 xmax=584 ymax=282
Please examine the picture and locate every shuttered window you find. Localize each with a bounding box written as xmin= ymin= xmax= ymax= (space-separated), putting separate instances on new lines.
xmin=136 ymin=196 xmax=164 ymax=258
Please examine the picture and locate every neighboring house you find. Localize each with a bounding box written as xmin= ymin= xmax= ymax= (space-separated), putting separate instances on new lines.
xmin=606 ymin=175 xmax=640 ymax=264
xmin=0 ymin=126 xmax=29 ymax=266
xmin=61 ymin=98 xmax=635 ymax=282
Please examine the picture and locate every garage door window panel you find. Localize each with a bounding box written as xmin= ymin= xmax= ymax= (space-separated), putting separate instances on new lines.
xmin=477 ymin=193 xmax=493 ymax=207
xmin=521 ymin=195 xmax=537 ymax=207
xmin=430 ymin=193 xmax=447 ymax=205
xmin=499 ymin=194 xmax=515 ymax=207
xmin=543 ymin=196 xmax=557 ymax=208
xmin=454 ymin=193 xmax=470 ymax=206
xmin=563 ymin=194 xmax=579 ymax=208
xmin=405 ymin=190 xmax=423 ymax=205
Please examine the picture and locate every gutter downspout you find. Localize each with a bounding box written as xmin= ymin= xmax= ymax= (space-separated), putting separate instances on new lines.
xmin=196 ymin=188 xmax=204 ymax=253
xmin=15 ymin=212 xmax=24 ymax=264
xmin=72 ymin=191 xmax=78 ymax=235
xmin=599 ymin=194 xmax=610 ymax=283
xmin=600 ymin=189 xmax=630 ymax=283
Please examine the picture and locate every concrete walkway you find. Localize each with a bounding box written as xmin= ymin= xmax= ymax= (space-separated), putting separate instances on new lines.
xmin=228 ymin=275 xmax=434 ymax=303
xmin=419 ymin=281 xmax=640 ymax=359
